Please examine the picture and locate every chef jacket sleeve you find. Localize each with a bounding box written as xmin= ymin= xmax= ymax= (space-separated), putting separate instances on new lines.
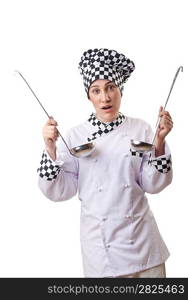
xmin=138 ymin=124 xmax=173 ymax=194
xmin=37 ymin=135 xmax=78 ymax=202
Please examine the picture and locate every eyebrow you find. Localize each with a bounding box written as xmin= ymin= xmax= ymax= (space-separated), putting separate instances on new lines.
xmin=90 ymin=81 xmax=114 ymax=88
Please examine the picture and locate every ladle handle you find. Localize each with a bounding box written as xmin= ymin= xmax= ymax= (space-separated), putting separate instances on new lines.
xmin=151 ymin=66 xmax=183 ymax=146
xmin=56 ymin=129 xmax=73 ymax=155
xmin=15 ymin=70 xmax=73 ymax=156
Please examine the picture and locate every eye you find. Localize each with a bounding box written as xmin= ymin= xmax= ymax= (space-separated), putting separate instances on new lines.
xmin=107 ymin=85 xmax=116 ymax=91
xmin=92 ymin=88 xmax=100 ymax=94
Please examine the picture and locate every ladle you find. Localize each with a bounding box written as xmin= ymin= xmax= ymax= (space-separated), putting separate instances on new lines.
xmin=131 ymin=66 xmax=183 ymax=152
xmin=15 ymin=71 xmax=95 ymax=158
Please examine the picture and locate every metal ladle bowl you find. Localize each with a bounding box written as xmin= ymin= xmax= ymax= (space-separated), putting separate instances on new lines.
xmin=131 ymin=66 xmax=183 ymax=152
xmin=69 ymin=142 xmax=95 ymax=158
xmin=15 ymin=71 xmax=95 ymax=158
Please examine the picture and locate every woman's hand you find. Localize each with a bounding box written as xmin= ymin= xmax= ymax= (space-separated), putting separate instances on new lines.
xmin=42 ymin=117 xmax=59 ymax=160
xmin=154 ymin=106 xmax=173 ymax=156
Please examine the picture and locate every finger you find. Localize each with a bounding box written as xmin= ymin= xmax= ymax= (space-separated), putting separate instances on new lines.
xmin=44 ymin=126 xmax=58 ymax=137
xmin=49 ymin=133 xmax=58 ymax=142
xmin=160 ymin=117 xmax=173 ymax=125
xmin=159 ymin=120 xmax=173 ymax=130
xmin=164 ymin=123 xmax=173 ymax=131
xmin=47 ymin=139 xmax=54 ymax=145
xmin=46 ymin=117 xmax=58 ymax=126
xmin=159 ymin=112 xmax=172 ymax=121
xmin=165 ymin=120 xmax=173 ymax=128
xmin=163 ymin=111 xmax=171 ymax=117
xmin=44 ymin=126 xmax=57 ymax=135
xmin=161 ymin=114 xmax=173 ymax=122
xmin=160 ymin=118 xmax=172 ymax=126
xmin=160 ymin=110 xmax=171 ymax=118
xmin=54 ymin=130 xmax=59 ymax=137
xmin=158 ymin=106 xmax=163 ymax=116
xmin=166 ymin=116 xmax=173 ymax=122
xmin=49 ymin=125 xmax=58 ymax=132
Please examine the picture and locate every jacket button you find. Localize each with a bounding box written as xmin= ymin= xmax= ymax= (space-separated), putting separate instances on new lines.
xmin=98 ymin=187 xmax=102 ymax=192
xmin=102 ymin=216 xmax=107 ymax=221
xmin=106 ymin=244 xmax=110 ymax=248
xmin=124 ymin=184 xmax=129 ymax=189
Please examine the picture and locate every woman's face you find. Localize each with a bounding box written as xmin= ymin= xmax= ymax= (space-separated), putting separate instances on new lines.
xmin=88 ymin=79 xmax=121 ymax=123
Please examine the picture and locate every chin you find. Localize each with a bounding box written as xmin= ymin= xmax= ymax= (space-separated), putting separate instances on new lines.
xmin=96 ymin=109 xmax=119 ymax=122
xmin=103 ymin=112 xmax=118 ymax=122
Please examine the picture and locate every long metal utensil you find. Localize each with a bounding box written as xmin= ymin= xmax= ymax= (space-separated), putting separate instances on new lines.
xmin=131 ymin=66 xmax=183 ymax=152
xmin=15 ymin=71 xmax=95 ymax=158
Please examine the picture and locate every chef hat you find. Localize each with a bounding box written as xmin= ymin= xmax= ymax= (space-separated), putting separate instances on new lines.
xmin=78 ymin=48 xmax=135 ymax=97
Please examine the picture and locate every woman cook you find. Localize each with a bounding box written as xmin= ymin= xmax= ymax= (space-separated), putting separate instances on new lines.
xmin=37 ymin=48 xmax=173 ymax=278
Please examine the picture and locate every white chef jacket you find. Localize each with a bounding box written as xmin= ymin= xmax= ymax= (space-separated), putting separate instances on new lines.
xmin=38 ymin=115 xmax=172 ymax=277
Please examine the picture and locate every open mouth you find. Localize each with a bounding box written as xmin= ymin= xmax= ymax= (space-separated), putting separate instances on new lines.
xmin=102 ymin=105 xmax=113 ymax=110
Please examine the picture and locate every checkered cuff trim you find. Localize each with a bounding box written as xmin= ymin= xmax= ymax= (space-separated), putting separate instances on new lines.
xmin=148 ymin=155 xmax=172 ymax=173
xmin=130 ymin=149 xmax=144 ymax=157
xmin=37 ymin=151 xmax=60 ymax=181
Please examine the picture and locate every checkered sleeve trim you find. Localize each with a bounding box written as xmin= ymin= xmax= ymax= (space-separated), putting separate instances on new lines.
xmin=130 ymin=149 xmax=144 ymax=158
xmin=37 ymin=151 xmax=60 ymax=181
xmin=148 ymin=154 xmax=172 ymax=173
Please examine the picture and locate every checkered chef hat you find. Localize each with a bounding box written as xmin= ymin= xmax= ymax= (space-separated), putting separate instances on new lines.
xmin=78 ymin=48 xmax=135 ymax=97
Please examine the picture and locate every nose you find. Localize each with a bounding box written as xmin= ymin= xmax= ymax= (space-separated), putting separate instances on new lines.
xmin=100 ymin=89 xmax=111 ymax=103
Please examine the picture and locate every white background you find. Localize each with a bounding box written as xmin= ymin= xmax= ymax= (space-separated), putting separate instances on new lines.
xmin=0 ymin=0 xmax=187 ymax=277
